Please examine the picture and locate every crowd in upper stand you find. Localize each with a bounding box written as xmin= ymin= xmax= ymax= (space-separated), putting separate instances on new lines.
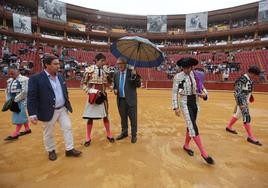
xmin=1 ymin=3 xmax=264 ymax=37
xmin=1 ymin=1 xmax=268 ymax=82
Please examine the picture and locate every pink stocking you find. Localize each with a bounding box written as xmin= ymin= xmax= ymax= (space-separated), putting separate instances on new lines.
xmin=86 ymin=119 xmax=93 ymax=141
xmin=12 ymin=124 xmax=22 ymax=137
xmin=103 ymin=117 xmax=112 ymax=138
xmin=193 ymin=135 xmax=208 ymax=158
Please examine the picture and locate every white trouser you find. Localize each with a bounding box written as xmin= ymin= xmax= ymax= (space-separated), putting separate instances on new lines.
xmin=42 ymin=107 xmax=74 ymax=152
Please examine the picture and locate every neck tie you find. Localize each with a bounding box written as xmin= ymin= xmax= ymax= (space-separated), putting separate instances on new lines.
xmin=98 ymin=67 xmax=101 ymax=77
xmin=189 ymin=75 xmax=194 ymax=94
xmin=119 ymin=72 xmax=125 ymax=97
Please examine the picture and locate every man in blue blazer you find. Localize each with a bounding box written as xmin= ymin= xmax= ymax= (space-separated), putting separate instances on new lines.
xmin=27 ymin=54 xmax=81 ymax=161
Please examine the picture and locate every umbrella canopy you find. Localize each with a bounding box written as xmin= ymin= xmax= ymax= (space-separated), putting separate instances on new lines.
xmin=111 ymin=36 xmax=165 ymax=67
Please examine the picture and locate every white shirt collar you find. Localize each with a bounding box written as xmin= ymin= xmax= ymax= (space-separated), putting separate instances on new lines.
xmin=183 ymin=70 xmax=192 ymax=77
xmin=120 ymin=69 xmax=127 ymax=74
xmin=44 ymin=70 xmax=57 ymax=78
xmin=15 ymin=74 xmax=21 ymax=80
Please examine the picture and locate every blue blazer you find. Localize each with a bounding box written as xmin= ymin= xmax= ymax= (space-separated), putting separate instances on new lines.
xmin=27 ymin=71 xmax=73 ymax=121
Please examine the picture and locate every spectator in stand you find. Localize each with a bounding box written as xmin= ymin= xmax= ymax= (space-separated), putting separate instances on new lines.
xmin=222 ymin=69 xmax=230 ymax=81
xmin=259 ymin=71 xmax=266 ymax=82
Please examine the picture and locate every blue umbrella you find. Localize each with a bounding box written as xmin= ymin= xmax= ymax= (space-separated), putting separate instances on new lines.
xmin=111 ymin=36 xmax=165 ymax=68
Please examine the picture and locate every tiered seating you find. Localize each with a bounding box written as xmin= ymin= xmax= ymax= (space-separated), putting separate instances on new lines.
xmin=205 ymin=73 xmax=222 ymax=81
xmin=0 ymin=41 xmax=3 ymax=57
xmin=19 ymin=52 xmax=36 ymax=62
xmin=166 ymin=51 xmax=267 ymax=82
xmin=0 ymin=42 xmax=36 ymax=63
xmin=42 ymin=46 xmax=54 ymax=54
xmin=256 ymin=50 xmax=268 ymax=72
xmin=65 ymin=49 xmax=117 ymax=65
xmin=137 ymin=68 xmax=167 ymax=81
xmin=228 ymin=72 xmax=243 ymax=81
xmin=9 ymin=43 xmax=28 ymax=53
xmin=1 ymin=40 xmax=267 ymax=82
xmin=235 ymin=51 xmax=258 ymax=70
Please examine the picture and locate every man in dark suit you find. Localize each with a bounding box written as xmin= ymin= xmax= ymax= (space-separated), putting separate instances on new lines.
xmin=27 ymin=54 xmax=81 ymax=161
xmin=113 ymin=57 xmax=141 ymax=143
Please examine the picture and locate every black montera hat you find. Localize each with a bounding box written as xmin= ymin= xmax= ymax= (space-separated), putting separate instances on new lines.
xmin=176 ymin=57 xmax=198 ymax=67
xmin=248 ymin=66 xmax=261 ymax=75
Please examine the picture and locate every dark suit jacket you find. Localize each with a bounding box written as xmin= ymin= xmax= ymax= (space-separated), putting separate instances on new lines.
xmin=113 ymin=69 xmax=141 ymax=107
xmin=27 ymin=71 xmax=73 ymax=121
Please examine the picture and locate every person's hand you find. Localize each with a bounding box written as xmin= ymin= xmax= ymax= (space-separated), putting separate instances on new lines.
xmin=132 ymin=69 xmax=137 ymax=75
xmin=114 ymin=89 xmax=118 ymax=95
xmin=239 ymin=105 xmax=245 ymax=111
xmin=198 ymin=92 xmax=205 ymax=98
xmin=174 ymin=108 xmax=180 ymax=117
xmin=109 ymin=86 xmax=113 ymax=92
xmin=198 ymin=92 xmax=207 ymax=99
xmin=30 ymin=116 xmax=38 ymax=124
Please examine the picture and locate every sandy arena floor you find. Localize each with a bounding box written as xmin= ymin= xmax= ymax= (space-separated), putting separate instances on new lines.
xmin=0 ymin=89 xmax=267 ymax=188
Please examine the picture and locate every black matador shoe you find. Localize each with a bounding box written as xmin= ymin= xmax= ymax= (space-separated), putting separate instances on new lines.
xmin=183 ymin=146 xmax=194 ymax=156
xmin=19 ymin=129 xmax=32 ymax=136
xmin=84 ymin=140 xmax=91 ymax=147
xmin=202 ymin=155 xmax=215 ymax=165
xmin=4 ymin=135 xmax=19 ymax=141
xmin=247 ymin=137 xmax=262 ymax=146
xmin=107 ymin=137 xmax=115 ymax=143
xmin=225 ymin=127 xmax=238 ymax=134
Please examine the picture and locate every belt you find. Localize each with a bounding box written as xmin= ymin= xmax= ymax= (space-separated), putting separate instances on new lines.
xmin=55 ymin=105 xmax=64 ymax=110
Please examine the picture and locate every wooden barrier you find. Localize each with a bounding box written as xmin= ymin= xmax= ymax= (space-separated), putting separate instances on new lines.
xmin=1 ymin=79 xmax=268 ymax=92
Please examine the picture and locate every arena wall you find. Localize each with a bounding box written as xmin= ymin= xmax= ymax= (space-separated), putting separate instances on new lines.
xmin=2 ymin=79 xmax=267 ymax=92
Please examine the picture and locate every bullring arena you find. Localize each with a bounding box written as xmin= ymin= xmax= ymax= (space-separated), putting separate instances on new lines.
xmin=0 ymin=89 xmax=268 ymax=188
xmin=1 ymin=0 xmax=268 ymax=187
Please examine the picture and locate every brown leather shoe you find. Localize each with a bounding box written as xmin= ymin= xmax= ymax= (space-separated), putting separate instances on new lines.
xmin=48 ymin=150 xmax=57 ymax=161
xmin=65 ymin=148 xmax=82 ymax=157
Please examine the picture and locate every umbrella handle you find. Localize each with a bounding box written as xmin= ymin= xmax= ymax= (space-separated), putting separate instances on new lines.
xmin=130 ymin=65 xmax=137 ymax=80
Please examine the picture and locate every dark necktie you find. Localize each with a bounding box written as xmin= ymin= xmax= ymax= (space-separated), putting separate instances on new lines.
xmin=189 ymin=75 xmax=194 ymax=94
xmin=98 ymin=67 xmax=101 ymax=77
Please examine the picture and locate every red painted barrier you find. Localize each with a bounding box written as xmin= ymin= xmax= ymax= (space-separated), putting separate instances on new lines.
xmin=0 ymin=78 xmax=7 ymax=89
xmin=1 ymin=79 xmax=268 ymax=92
xmin=144 ymin=80 xmax=268 ymax=92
